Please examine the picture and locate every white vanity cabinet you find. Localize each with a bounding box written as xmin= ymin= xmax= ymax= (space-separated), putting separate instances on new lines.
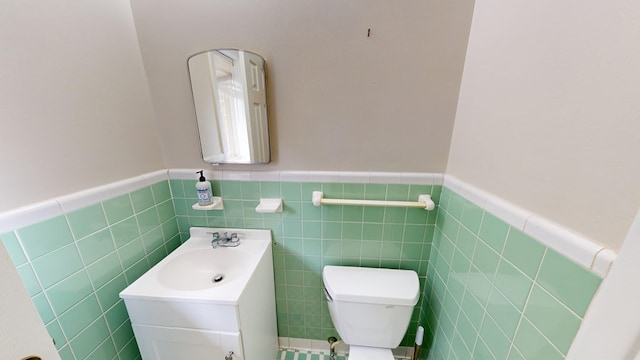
xmin=124 ymin=298 xmax=247 ymax=359
xmin=120 ymin=228 xmax=278 ymax=360
xmin=132 ymin=325 xmax=243 ymax=359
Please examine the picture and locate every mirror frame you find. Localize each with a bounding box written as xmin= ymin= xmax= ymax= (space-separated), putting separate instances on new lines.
xmin=187 ymin=48 xmax=271 ymax=165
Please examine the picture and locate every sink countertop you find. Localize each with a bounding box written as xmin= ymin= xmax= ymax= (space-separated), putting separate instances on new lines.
xmin=120 ymin=227 xmax=272 ymax=305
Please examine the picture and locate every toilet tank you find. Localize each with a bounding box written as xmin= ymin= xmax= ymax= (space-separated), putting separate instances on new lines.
xmin=322 ymin=266 xmax=419 ymax=348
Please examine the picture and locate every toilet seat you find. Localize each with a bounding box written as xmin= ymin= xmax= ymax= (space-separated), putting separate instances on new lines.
xmin=348 ymin=345 xmax=395 ymax=360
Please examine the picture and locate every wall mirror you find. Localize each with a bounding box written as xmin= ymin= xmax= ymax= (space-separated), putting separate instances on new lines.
xmin=188 ymin=49 xmax=270 ymax=164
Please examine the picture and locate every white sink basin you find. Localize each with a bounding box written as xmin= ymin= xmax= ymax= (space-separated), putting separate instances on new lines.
xmin=119 ymin=227 xmax=278 ymax=360
xmin=158 ymin=248 xmax=250 ymax=291
xmin=120 ymin=227 xmax=272 ymax=304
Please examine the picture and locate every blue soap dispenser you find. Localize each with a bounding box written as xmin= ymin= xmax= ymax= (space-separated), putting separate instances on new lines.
xmin=195 ymin=170 xmax=213 ymax=206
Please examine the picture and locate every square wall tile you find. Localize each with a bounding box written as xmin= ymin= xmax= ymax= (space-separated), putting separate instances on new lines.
xmin=16 ymin=264 xmax=41 ymax=296
xmin=105 ymin=301 xmax=129 ymax=331
xmin=17 ymin=216 xmax=74 ymax=260
xmin=102 ymin=194 xmax=134 ymax=225
xmin=169 ymin=179 xmax=186 ymax=198
xmin=69 ymin=318 xmax=110 ymax=359
xmin=111 ymin=319 xmax=135 ymax=351
xmin=32 ymin=244 xmax=83 ymax=289
xmin=32 ymin=293 xmax=55 ymax=324
xmin=524 ymin=285 xmax=581 ymax=354
xmin=281 ymin=182 xmax=302 ymax=201
xmin=513 ymin=318 xmax=564 ymax=360
xmin=478 ymin=212 xmax=509 ymax=253
xmin=364 ymin=184 xmax=386 ymax=200
xmin=86 ymin=252 xmax=123 ymax=290
xmin=130 ymin=187 xmax=155 ymax=213
xmin=118 ymin=238 xmax=145 ymax=269
xmin=95 ymin=274 xmax=128 ymax=311
xmin=137 ymin=207 xmax=160 ymax=234
xmin=46 ymin=270 xmax=94 ymax=315
xmin=58 ymin=295 xmax=102 ymax=339
xmin=494 ymin=258 xmax=533 ymax=311
xmin=485 ymin=287 xmax=521 ymax=339
xmin=260 ymin=181 xmax=282 ymax=198
xmin=66 ymin=204 xmax=108 ymax=240
xmin=1 ymin=231 xmax=27 ymax=266
xmin=460 ymin=200 xmax=484 ymax=235
xmin=151 ymin=181 xmax=172 ymax=203
xmin=502 ymin=228 xmax=546 ymax=279
xmin=129 ymin=187 xmax=155 ymax=213
xmin=46 ymin=320 xmax=66 ymax=350
xmin=77 ymin=229 xmax=115 ymax=265
xmin=536 ymin=249 xmax=602 ymax=317
xmin=478 ymin=315 xmax=511 ymax=360
xmin=110 ymin=217 xmax=140 ymax=247
xmin=156 ymin=201 xmax=175 ymax=223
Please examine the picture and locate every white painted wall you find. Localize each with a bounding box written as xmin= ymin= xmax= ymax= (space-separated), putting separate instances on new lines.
xmin=129 ymin=0 xmax=475 ymax=172
xmin=447 ymin=0 xmax=640 ymax=250
xmin=0 ymin=0 xmax=165 ymax=213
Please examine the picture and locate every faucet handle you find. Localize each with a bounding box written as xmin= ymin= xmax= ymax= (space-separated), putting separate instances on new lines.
xmin=229 ymin=233 xmax=240 ymax=246
xmin=208 ymin=232 xmax=220 ymax=249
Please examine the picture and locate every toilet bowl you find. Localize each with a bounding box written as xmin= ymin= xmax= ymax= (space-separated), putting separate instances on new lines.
xmin=322 ymin=266 xmax=420 ymax=360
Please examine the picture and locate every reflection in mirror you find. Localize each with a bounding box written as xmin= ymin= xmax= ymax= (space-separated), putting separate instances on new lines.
xmin=188 ymin=49 xmax=270 ymax=164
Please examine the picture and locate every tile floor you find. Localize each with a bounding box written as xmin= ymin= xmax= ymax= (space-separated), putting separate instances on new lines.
xmin=276 ymin=349 xmax=408 ymax=360
xmin=277 ymin=349 xmax=347 ymax=360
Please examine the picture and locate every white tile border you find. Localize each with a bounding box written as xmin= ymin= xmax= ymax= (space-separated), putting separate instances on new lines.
xmin=0 ymin=200 xmax=62 ymax=235
xmin=524 ymin=215 xmax=603 ymax=270
xmin=0 ymin=169 xmax=168 ymax=234
xmin=0 ymin=169 xmax=438 ymax=234
xmin=57 ymin=185 xmax=112 ymax=214
xmin=168 ymin=169 xmax=442 ymax=185
xmin=142 ymin=169 xmax=169 ymax=185
xmin=591 ymin=249 xmax=617 ymax=278
xmin=443 ymin=175 xmax=617 ymax=277
xmin=0 ymin=169 xmax=615 ymax=277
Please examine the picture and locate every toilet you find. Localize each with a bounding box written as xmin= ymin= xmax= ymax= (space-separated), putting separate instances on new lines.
xmin=322 ymin=265 xmax=420 ymax=360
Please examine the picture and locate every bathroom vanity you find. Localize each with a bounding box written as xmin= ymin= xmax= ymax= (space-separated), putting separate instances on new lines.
xmin=120 ymin=227 xmax=278 ymax=360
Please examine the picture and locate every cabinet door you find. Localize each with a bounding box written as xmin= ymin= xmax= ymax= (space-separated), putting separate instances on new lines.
xmin=133 ymin=324 xmax=243 ymax=360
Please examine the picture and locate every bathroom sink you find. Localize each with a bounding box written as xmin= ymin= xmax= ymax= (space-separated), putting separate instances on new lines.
xmin=120 ymin=227 xmax=272 ymax=304
xmin=158 ymin=248 xmax=250 ymax=291
xmin=119 ymin=227 xmax=278 ymax=360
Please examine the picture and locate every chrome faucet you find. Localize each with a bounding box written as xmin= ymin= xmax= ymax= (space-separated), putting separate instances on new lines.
xmin=208 ymin=232 xmax=240 ymax=249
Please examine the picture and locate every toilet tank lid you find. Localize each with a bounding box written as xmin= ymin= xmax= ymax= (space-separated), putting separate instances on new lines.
xmin=323 ymin=266 xmax=419 ymax=306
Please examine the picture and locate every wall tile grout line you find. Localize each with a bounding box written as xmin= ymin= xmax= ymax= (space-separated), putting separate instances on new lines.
xmin=0 ymin=170 xmax=609 ymax=359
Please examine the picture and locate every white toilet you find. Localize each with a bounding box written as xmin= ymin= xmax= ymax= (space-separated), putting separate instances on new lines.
xmin=322 ymin=265 xmax=420 ymax=360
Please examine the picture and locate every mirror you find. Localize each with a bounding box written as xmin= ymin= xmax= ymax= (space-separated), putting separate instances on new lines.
xmin=188 ymin=49 xmax=270 ymax=164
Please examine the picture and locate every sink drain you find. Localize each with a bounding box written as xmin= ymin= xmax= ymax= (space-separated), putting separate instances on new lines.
xmin=212 ymin=273 xmax=224 ymax=283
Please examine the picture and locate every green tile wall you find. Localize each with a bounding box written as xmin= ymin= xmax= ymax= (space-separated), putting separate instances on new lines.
xmin=0 ymin=181 xmax=180 ymax=360
xmin=170 ymin=179 xmax=439 ymax=346
xmin=419 ymin=188 xmax=602 ymax=360
xmin=2 ymin=176 xmax=600 ymax=359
